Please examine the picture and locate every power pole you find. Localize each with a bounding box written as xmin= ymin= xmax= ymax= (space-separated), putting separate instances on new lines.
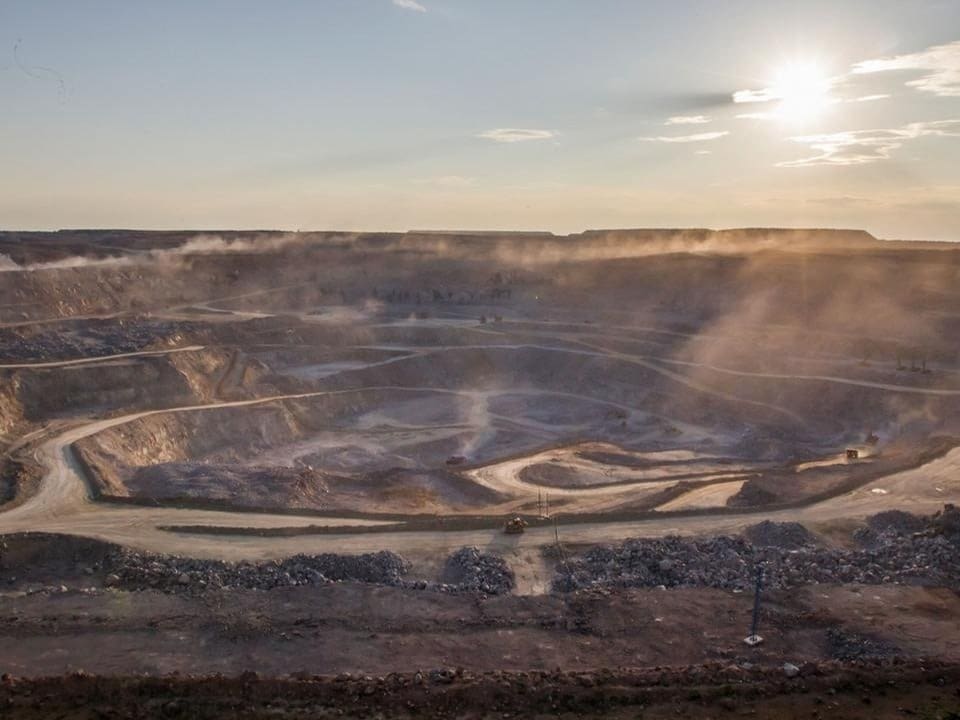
xmin=553 ymin=515 xmax=568 ymax=573
xmin=744 ymin=565 xmax=764 ymax=646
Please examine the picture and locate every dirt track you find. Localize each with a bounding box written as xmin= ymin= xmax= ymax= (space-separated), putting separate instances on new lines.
xmin=0 ymin=346 xmax=206 ymax=370
xmin=4 ymin=233 xmax=960 ymax=584
xmin=1 ymin=412 xmax=957 ymax=565
xmin=3 ymin=317 xmax=960 ymax=567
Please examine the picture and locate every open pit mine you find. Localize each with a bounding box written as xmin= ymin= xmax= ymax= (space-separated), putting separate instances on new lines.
xmin=1 ymin=228 xmax=960 ymax=717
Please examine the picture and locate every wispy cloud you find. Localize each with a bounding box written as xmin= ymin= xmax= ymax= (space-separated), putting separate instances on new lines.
xmin=664 ymin=115 xmax=711 ymax=125
xmin=477 ymin=128 xmax=555 ymax=143
xmin=735 ymin=41 xmax=960 ymax=114
xmin=392 ymin=0 xmax=426 ymax=12
xmin=732 ymin=63 xmax=838 ymax=121
xmin=12 ymin=38 xmax=67 ymax=103
xmin=733 ymin=88 xmax=783 ymax=104
xmin=639 ymin=131 xmax=729 ymax=143
xmin=778 ymin=119 xmax=960 ymax=167
xmin=851 ymin=41 xmax=960 ymax=97
xmin=848 ymin=94 xmax=890 ymax=103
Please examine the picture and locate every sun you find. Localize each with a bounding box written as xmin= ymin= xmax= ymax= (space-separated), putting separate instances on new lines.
xmin=769 ymin=62 xmax=835 ymax=123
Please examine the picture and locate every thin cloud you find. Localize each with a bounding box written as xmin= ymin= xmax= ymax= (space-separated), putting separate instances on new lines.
xmin=848 ymin=94 xmax=890 ymax=103
xmin=851 ymin=41 xmax=960 ymax=97
xmin=665 ymin=115 xmax=711 ymax=125
xmin=13 ymin=38 xmax=67 ymax=103
xmin=639 ymin=131 xmax=729 ymax=143
xmin=733 ymin=88 xmax=781 ymax=104
xmin=778 ymin=119 xmax=960 ymax=167
xmin=732 ymin=64 xmax=838 ymax=121
xmin=477 ymin=128 xmax=555 ymax=143
xmin=392 ymin=0 xmax=426 ymax=12
xmin=735 ymin=41 xmax=960 ymax=110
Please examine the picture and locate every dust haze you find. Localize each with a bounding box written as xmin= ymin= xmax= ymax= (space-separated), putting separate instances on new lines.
xmin=1 ymin=227 xmax=960 ymax=706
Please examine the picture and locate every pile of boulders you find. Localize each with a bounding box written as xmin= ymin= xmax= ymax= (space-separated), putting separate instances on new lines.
xmin=742 ymin=520 xmax=817 ymax=550
xmin=553 ymin=507 xmax=960 ymax=593
xmin=554 ymin=536 xmax=754 ymax=592
xmin=0 ymin=319 xmax=191 ymax=363
xmin=101 ymin=546 xmax=518 ymax=596
xmin=439 ymin=546 xmax=515 ymax=595
xmin=931 ymin=503 xmax=960 ymax=536
xmin=826 ymin=627 xmax=899 ymax=660
xmin=854 ymin=510 xmax=926 ymax=546
xmin=104 ymin=550 xmax=410 ymax=593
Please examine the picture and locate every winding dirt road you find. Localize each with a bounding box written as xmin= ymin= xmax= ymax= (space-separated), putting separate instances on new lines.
xmin=2 ymin=386 xmax=958 ymax=564
xmin=0 ymin=346 xmax=205 ymax=370
xmin=2 ymin=318 xmax=960 ymax=564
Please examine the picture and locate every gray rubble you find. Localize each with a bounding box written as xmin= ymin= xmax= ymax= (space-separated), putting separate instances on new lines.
xmin=826 ymin=627 xmax=900 ymax=661
xmin=553 ymin=507 xmax=960 ymax=592
xmin=107 ymin=549 xmax=410 ymax=593
xmin=0 ymin=319 xmax=194 ymax=363
xmin=440 ymin=546 xmax=515 ymax=595
xmin=100 ymin=545 xmax=516 ymax=596
xmin=742 ymin=520 xmax=817 ymax=550
xmin=854 ymin=509 xmax=927 ymax=546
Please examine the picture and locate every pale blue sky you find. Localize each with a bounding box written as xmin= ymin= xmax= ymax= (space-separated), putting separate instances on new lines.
xmin=1 ymin=1 xmax=958 ymax=238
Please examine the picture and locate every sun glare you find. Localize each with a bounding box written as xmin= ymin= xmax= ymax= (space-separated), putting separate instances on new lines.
xmin=770 ymin=62 xmax=834 ymax=123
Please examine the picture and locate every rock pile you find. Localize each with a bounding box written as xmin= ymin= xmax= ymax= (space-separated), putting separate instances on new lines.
xmin=107 ymin=550 xmax=410 ymax=593
xmin=103 ymin=546 xmax=517 ymax=596
xmin=0 ymin=320 xmax=189 ymax=363
xmin=931 ymin=503 xmax=960 ymax=536
xmin=554 ymin=508 xmax=960 ymax=593
xmin=854 ymin=510 xmax=926 ymax=546
xmin=826 ymin=627 xmax=899 ymax=661
xmin=742 ymin=521 xmax=817 ymax=549
xmin=440 ymin=546 xmax=515 ymax=595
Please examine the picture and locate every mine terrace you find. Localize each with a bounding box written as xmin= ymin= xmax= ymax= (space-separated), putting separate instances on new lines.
xmin=1 ymin=228 xmax=959 ymax=716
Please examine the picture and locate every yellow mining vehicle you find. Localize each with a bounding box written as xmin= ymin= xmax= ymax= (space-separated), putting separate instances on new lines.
xmin=504 ymin=516 xmax=528 ymax=535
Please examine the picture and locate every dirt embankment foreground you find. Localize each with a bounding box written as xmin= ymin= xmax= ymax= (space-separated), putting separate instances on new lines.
xmin=0 ymin=662 xmax=958 ymax=719
xmin=2 ymin=525 xmax=960 ymax=679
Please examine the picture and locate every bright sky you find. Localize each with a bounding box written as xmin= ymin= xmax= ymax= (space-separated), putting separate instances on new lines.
xmin=1 ymin=0 xmax=959 ymax=239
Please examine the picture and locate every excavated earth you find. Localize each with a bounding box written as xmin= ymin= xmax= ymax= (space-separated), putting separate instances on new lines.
xmin=3 ymin=228 xmax=960 ymax=716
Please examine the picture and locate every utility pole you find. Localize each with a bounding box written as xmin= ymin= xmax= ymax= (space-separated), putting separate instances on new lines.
xmin=744 ymin=565 xmax=764 ymax=646
xmin=553 ymin=515 xmax=569 ymax=574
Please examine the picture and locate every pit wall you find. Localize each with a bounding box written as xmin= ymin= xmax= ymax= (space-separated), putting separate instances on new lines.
xmin=72 ymin=388 xmax=419 ymax=497
xmin=0 ymin=379 xmax=24 ymax=442
xmin=5 ymin=348 xmax=233 ymax=424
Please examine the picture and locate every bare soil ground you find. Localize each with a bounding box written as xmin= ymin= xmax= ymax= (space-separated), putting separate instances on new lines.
xmin=2 ymin=662 xmax=959 ymax=719
xmin=4 ymin=228 xmax=960 ymax=716
xmin=1 ymin=580 xmax=958 ymax=676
